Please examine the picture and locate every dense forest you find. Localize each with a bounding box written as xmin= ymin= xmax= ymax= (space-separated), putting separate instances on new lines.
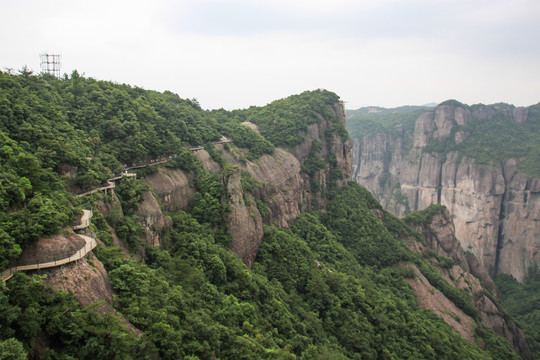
xmin=496 ymin=268 xmax=540 ymax=358
xmin=0 ymin=70 xmax=528 ymax=359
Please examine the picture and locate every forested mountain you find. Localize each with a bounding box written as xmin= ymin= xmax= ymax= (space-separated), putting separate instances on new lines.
xmin=348 ymin=102 xmax=540 ymax=359
xmin=0 ymin=70 xmax=531 ymax=359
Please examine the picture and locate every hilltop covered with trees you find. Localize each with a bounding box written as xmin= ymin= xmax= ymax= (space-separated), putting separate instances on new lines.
xmin=0 ymin=70 xmax=526 ymax=359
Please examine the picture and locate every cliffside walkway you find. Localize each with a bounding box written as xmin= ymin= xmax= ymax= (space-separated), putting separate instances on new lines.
xmin=125 ymin=137 xmax=233 ymax=169
xmin=2 ymin=137 xmax=234 ymax=281
xmin=1 ymin=210 xmax=96 ymax=282
xmin=76 ymin=172 xmax=136 ymax=198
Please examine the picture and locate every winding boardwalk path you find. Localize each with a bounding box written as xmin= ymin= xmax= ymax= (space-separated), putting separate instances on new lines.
xmin=125 ymin=137 xmax=233 ymax=170
xmin=2 ymin=137 xmax=234 ymax=282
xmin=77 ymin=172 xmax=136 ymax=198
xmin=1 ymin=210 xmax=96 ymax=282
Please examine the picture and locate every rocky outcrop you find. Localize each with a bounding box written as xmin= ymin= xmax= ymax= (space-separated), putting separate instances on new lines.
xmin=97 ymin=193 xmax=124 ymax=218
xmin=221 ymin=166 xmax=264 ymax=268
xmin=144 ymin=168 xmax=195 ymax=211
xmin=193 ymin=149 xmax=221 ymax=173
xmin=243 ymin=148 xmax=306 ymax=227
xmin=405 ymin=265 xmax=476 ymax=342
xmin=225 ymin=102 xmax=350 ymax=264
xmin=351 ymin=102 xmax=540 ymax=282
xmin=41 ymin=253 xmax=114 ymax=311
xmin=15 ymin=231 xmax=85 ymax=266
xmin=136 ymin=191 xmax=172 ymax=247
xmin=16 ymin=232 xmax=122 ymax=318
xmin=405 ymin=208 xmax=530 ymax=357
xmin=137 ymin=101 xmax=351 ymax=266
xmin=41 ymin=252 xmax=141 ymax=335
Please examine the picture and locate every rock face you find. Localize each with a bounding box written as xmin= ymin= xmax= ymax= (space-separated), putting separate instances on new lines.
xmin=351 ymin=103 xmax=540 ymax=282
xmin=15 ymin=231 xmax=85 ymax=265
xmin=139 ymin=101 xmax=351 ymax=266
xmin=41 ymin=251 xmax=141 ymax=335
xmin=16 ymin=232 xmax=118 ymax=317
xmin=221 ymin=167 xmax=264 ymax=268
xmin=406 ymin=265 xmax=476 ymax=342
xmin=242 ymin=148 xmax=306 ymax=227
xmin=144 ymin=168 xmax=195 ymax=212
xmin=41 ymin=253 xmax=114 ymax=311
xmin=222 ymin=102 xmax=350 ymax=265
xmin=136 ymin=191 xmax=172 ymax=247
xmin=405 ymin=208 xmax=530 ymax=357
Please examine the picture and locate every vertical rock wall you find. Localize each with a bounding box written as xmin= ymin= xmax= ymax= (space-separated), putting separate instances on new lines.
xmin=351 ymin=103 xmax=540 ymax=281
xmin=144 ymin=101 xmax=351 ymax=267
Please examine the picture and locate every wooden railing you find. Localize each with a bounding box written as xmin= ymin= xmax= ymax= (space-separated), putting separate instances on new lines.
xmin=73 ymin=209 xmax=93 ymax=229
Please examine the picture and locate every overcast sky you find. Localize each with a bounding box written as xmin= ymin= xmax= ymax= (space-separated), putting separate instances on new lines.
xmin=1 ymin=0 xmax=540 ymax=110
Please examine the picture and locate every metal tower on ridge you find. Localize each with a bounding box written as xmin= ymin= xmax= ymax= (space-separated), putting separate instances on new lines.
xmin=40 ymin=53 xmax=61 ymax=77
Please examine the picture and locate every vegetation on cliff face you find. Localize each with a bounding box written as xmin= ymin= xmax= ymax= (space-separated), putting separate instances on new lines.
xmin=91 ymin=182 xmax=514 ymax=359
xmin=496 ymin=268 xmax=540 ymax=359
xmin=451 ymin=103 xmax=540 ymax=177
xmin=0 ymin=70 xmax=338 ymax=268
xmin=244 ymin=90 xmax=342 ymax=148
xmin=346 ymin=105 xmax=430 ymax=139
xmin=0 ymin=70 xmax=524 ymax=359
xmin=347 ymin=102 xmax=540 ymax=178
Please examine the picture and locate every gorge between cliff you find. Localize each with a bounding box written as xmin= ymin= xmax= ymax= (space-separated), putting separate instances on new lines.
xmin=349 ymin=102 xmax=540 ymax=282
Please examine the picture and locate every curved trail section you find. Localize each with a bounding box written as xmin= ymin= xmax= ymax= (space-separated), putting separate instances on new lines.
xmin=77 ymin=172 xmax=136 ymax=198
xmin=126 ymin=138 xmax=232 ymax=170
xmin=2 ymin=210 xmax=96 ymax=282
xmin=2 ymin=137 xmax=234 ymax=281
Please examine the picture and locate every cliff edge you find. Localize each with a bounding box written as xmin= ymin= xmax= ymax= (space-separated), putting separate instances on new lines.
xmin=351 ymin=102 xmax=540 ymax=281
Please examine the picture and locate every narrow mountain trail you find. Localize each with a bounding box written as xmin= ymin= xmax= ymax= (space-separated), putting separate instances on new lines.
xmin=2 ymin=138 xmax=234 ymax=281
xmin=1 ymin=210 xmax=96 ymax=281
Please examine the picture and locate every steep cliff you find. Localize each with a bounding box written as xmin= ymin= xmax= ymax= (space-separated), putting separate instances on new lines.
xmin=14 ymin=231 xmax=137 ymax=331
xmin=228 ymin=101 xmax=350 ymax=265
xmin=136 ymin=191 xmax=172 ymax=247
xmin=404 ymin=206 xmax=530 ymax=357
xmin=2 ymin=68 xmax=529 ymax=359
xmin=350 ymin=102 xmax=540 ymax=281
xmin=143 ymin=99 xmax=351 ymax=266
xmin=221 ymin=166 xmax=264 ymax=267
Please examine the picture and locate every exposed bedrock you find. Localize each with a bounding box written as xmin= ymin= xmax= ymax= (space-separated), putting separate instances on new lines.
xmin=142 ymin=102 xmax=351 ymax=267
xmin=352 ymin=103 xmax=540 ymax=281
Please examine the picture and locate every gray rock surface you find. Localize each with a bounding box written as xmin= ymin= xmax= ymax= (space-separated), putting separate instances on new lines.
xmin=351 ymin=103 xmax=540 ymax=282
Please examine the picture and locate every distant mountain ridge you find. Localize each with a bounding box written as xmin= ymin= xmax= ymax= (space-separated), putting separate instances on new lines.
xmin=0 ymin=70 xmax=530 ymax=359
xmin=348 ymin=100 xmax=540 ymax=358
xmin=348 ymin=100 xmax=540 ymax=281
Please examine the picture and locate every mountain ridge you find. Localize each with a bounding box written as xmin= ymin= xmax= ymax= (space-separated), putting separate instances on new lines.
xmin=0 ymin=70 xmax=529 ymax=359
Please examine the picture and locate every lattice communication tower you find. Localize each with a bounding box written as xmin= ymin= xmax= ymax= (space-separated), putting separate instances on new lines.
xmin=40 ymin=53 xmax=61 ymax=78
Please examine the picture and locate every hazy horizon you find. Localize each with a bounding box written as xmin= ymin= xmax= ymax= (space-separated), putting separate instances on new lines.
xmin=2 ymin=0 xmax=540 ymax=110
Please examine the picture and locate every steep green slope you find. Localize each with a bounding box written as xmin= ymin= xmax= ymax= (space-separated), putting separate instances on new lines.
xmin=0 ymin=70 xmax=339 ymax=267
xmin=90 ymin=182 xmax=514 ymax=359
xmin=496 ymin=269 xmax=540 ymax=359
xmin=0 ymin=70 xmax=522 ymax=359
